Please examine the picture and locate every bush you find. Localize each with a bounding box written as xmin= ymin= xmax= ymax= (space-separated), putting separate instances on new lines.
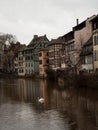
xmin=46 ymin=69 xmax=57 ymax=81
xmin=76 ymin=73 xmax=98 ymax=88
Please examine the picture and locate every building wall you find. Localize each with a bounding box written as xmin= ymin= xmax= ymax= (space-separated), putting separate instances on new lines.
xmin=74 ymin=16 xmax=95 ymax=49
xmin=48 ymin=43 xmax=63 ymax=70
xmin=0 ymin=43 xmax=4 ymax=71
xmin=93 ymin=29 xmax=98 ymax=71
xmin=48 ymin=44 xmax=55 ymax=69
xmin=81 ymin=55 xmax=93 ymax=72
xmin=72 ymin=16 xmax=96 ymax=73
xmin=18 ymin=51 xmax=25 ymax=76
xmin=14 ymin=57 xmax=18 ymax=73
xmin=39 ymin=50 xmax=48 ymax=77
xmin=25 ymin=61 xmax=34 ymax=75
xmin=23 ymin=35 xmax=49 ymax=75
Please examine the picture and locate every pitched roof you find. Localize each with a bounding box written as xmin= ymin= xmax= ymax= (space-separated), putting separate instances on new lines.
xmin=28 ymin=35 xmax=48 ymax=46
xmin=49 ymin=36 xmax=64 ymax=46
xmin=73 ymin=21 xmax=86 ymax=31
xmin=90 ymin=15 xmax=98 ymax=22
xmin=18 ymin=45 xmax=26 ymax=51
xmin=62 ymin=31 xmax=74 ymax=42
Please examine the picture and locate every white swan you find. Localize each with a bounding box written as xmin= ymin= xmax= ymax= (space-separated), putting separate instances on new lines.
xmin=38 ymin=97 xmax=44 ymax=103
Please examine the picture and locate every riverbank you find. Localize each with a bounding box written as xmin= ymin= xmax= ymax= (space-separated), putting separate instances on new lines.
xmin=0 ymin=72 xmax=41 ymax=79
xmin=0 ymin=72 xmax=98 ymax=89
xmin=0 ymin=72 xmax=18 ymax=78
xmin=57 ymin=73 xmax=98 ymax=89
xmin=0 ymin=77 xmax=98 ymax=130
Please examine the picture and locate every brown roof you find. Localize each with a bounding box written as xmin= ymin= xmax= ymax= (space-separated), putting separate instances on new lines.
xmin=50 ymin=36 xmax=64 ymax=44
xmin=90 ymin=15 xmax=98 ymax=22
xmin=62 ymin=31 xmax=74 ymax=42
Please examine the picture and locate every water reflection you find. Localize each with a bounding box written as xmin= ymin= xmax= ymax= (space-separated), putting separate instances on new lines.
xmin=0 ymin=78 xmax=98 ymax=130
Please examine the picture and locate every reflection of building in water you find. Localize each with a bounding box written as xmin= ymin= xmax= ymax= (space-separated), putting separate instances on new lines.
xmin=1 ymin=78 xmax=98 ymax=130
xmin=0 ymin=80 xmax=5 ymax=103
xmin=16 ymin=79 xmax=51 ymax=109
xmin=39 ymin=80 xmax=46 ymax=98
xmin=0 ymin=41 xmax=4 ymax=71
xmin=39 ymin=49 xmax=49 ymax=78
xmin=48 ymin=87 xmax=98 ymax=130
xmin=96 ymin=104 xmax=98 ymax=129
xmin=16 ymin=79 xmax=40 ymax=102
xmin=39 ymin=80 xmax=51 ymax=109
xmin=0 ymin=78 xmax=40 ymax=103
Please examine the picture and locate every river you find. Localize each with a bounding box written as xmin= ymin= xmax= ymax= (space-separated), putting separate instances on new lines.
xmin=0 ymin=78 xmax=98 ymax=130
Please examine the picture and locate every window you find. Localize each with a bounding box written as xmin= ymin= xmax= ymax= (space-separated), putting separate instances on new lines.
xmin=49 ymin=45 xmax=54 ymax=50
xmin=15 ymin=63 xmax=18 ymax=66
xmin=39 ymin=60 xmax=42 ymax=64
xmin=85 ymin=55 xmax=92 ymax=64
xmin=94 ymin=23 xmax=97 ymax=29
xmin=94 ymin=36 xmax=97 ymax=45
xmin=31 ymin=56 xmax=33 ymax=59
xmin=66 ymin=43 xmax=74 ymax=52
xmin=49 ymin=59 xmax=54 ymax=65
xmin=19 ymin=69 xmax=21 ymax=73
xmin=29 ymin=63 xmax=30 ymax=67
xmin=26 ymin=56 xmax=30 ymax=60
xmin=31 ymin=63 xmax=33 ymax=67
xmin=71 ymin=43 xmax=74 ymax=50
xmin=94 ymin=50 xmax=98 ymax=61
xmin=97 ymin=35 xmax=98 ymax=44
xmin=47 ymin=52 xmax=49 ymax=56
xmin=81 ymin=56 xmax=85 ymax=64
xmin=22 ymin=69 xmax=24 ymax=73
xmin=19 ymin=63 xmax=21 ymax=66
xmin=49 ymin=52 xmax=54 ymax=57
xmin=46 ymin=59 xmax=49 ymax=64
xmin=40 ymin=44 xmax=42 ymax=47
xmin=94 ymin=35 xmax=98 ymax=45
xmin=19 ymin=69 xmax=24 ymax=73
xmin=96 ymin=68 xmax=98 ymax=72
xmin=39 ymin=52 xmax=42 ymax=56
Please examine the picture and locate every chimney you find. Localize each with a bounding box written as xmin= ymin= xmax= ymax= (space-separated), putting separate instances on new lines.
xmin=34 ymin=35 xmax=38 ymax=39
xmin=76 ymin=19 xmax=79 ymax=25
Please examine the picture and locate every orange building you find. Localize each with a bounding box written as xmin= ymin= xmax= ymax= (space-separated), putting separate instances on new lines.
xmin=39 ymin=49 xmax=49 ymax=78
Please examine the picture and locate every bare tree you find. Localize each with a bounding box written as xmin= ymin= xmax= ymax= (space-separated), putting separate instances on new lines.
xmin=0 ymin=33 xmax=17 ymax=49
xmin=65 ymin=49 xmax=81 ymax=74
xmin=0 ymin=33 xmax=17 ymax=72
xmin=65 ymin=36 xmax=84 ymax=75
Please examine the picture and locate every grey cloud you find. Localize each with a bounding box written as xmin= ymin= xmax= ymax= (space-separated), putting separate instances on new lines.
xmin=0 ymin=0 xmax=97 ymax=44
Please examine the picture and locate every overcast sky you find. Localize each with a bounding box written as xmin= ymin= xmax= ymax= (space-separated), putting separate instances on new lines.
xmin=0 ymin=0 xmax=98 ymax=44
